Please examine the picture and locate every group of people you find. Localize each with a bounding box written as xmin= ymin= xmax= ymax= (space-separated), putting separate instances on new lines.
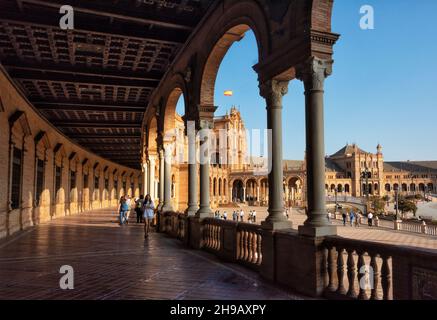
xmin=330 ymin=209 xmax=375 ymax=228
xmin=214 ymin=209 xmax=257 ymax=223
xmin=118 ymin=194 xmax=155 ymax=239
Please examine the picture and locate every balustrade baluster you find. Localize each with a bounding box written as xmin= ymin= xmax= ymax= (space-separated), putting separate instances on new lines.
xmin=236 ymin=230 xmax=241 ymax=260
xmin=381 ymin=255 xmax=392 ymax=300
xmin=243 ymin=231 xmax=249 ymax=261
xmin=357 ymin=251 xmax=368 ymax=300
xmin=336 ymin=248 xmax=347 ymax=295
xmin=327 ymin=246 xmax=337 ymax=292
xmin=247 ymin=232 xmax=253 ymax=263
xmin=257 ymin=234 xmax=262 ymax=264
xmin=347 ymin=249 xmax=358 ymax=298
xmin=370 ymin=254 xmax=380 ymax=300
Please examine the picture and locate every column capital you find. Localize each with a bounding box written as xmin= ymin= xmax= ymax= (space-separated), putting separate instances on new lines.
xmin=259 ymin=80 xmax=289 ymax=109
xmin=296 ymin=56 xmax=333 ymax=92
xmin=199 ymin=119 xmax=214 ymax=130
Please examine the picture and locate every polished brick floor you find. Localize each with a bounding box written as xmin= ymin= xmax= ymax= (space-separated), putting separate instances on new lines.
xmin=0 ymin=209 xmax=303 ymax=300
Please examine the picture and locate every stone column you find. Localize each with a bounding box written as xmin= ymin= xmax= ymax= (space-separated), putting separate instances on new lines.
xmin=142 ymin=162 xmax=148 ymax=196
xmin=162 ymin=143 xmax=173 ymax=212
xmin=186 ymin=120 xmax=198 ymax=216
xmin=158 ymin=148 xmax=165 ymax=210
xmin=196 ymin=120 xmax=213 ymax=218
xmin=149 ymin=155 xmax=156 ymax=200
xmin=297 ymin=57 xmax=336 ymax=237
xmin=259 ymin=80 xmax=292 ymax=230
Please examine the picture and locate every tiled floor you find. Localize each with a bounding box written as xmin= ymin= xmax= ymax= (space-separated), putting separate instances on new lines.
xmin=0 ymin=209 xmax=303 ymax=300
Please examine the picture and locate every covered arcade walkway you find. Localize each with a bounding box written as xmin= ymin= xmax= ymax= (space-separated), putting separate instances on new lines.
xmin=0 ymin=208 xmax=301 ymax=300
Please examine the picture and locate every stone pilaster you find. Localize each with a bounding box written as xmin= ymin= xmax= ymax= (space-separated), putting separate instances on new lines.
xmin=158 ymin=148 xmax=164 ymax=211
xmin=296 ymin=56 xmax=337 ymax=237
xmin=196 ymin=119 xmax=213 ymax=218
xmin=186 ymin=121 xmax=198 ymax=216
xmin=162 ymin=142 xmax=174 ymax=212
xmin=142 ymin=162 xmax=148 ymax=196
xmin=259 ymin=80 xmax=292 ymax=230
xmin=149 ymin=155 xmax=156 ymax=200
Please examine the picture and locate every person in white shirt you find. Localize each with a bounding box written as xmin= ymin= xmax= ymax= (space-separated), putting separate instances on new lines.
xmin=223 ymin=211 xmax=227 ymax=220
xmin=125 ymin=195 xmax=131 ymax=224
xmin=367 ymin=212 xmax=374 ymax=227
xmin=142 ymin=194 xmax=155 ymax=239
xmin=240 ymin=210 xmax=244 ymax=222
xmin=252 ymin=210 xmax=257 ymax=223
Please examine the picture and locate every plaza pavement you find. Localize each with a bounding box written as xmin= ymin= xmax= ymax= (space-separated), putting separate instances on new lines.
xmin=0 ymin=208 xmax=303 ymax=300
xmin=219 ymin=206 xmax=437 ymax=251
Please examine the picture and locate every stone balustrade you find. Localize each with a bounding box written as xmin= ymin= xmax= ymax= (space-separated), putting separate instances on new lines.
xmin=332 ymin=212 xmax=437 ymax=236
xmin=160 ymin=212 xmax=437 ymax=299
xmin=322 ymin=236 xmax=437 ymax=300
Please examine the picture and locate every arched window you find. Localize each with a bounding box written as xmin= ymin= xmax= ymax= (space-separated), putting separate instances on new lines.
xmin=385 ymin=184 xmax=391 ymax=192
xmin=218 ymin=179 xmax=222 ymax=196
xmin=213 ymin=178 xmax=217 ymax=196
xmin=345 ymin=184 xmax=350 ymax=193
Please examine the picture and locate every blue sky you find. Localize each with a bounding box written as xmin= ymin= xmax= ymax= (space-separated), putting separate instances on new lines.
xmin=178 ymin=0 xmax=437 ymax=161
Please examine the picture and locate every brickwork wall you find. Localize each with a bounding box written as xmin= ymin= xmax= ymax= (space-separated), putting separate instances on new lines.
xmin=0 ymin=69 xmax=140 ymax=239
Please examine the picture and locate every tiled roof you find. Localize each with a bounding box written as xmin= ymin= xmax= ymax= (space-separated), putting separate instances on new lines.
xmin=384 ymin=161 xmax=437 ymax=173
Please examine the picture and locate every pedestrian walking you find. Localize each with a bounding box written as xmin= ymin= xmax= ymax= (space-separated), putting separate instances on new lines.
xmin=240 ymin=209 xmax=244 ymax=222
xmin=135 ymin=195 xmax=144 ymax=223
xmin=252 ymin=210 xmax=257 ymax=223
xmin=125 ymin=195 xmax=131 ymax=224
xmin=232 ymin=211 xmax=237 ymax=221
xmin=342 ymin=211 xmax=347 ymax=226
xmin=223 ymin=211 xmax=227 ymax=220
xmin=355 ymin=212 xmax=361 ymax=227
xmin=368 ymin=212 xmax=374 ymax=227
xmin=142 ymin=194 xmax=155 ymax=239
xmin=349 ymin=210 xmax=355 ymax=227
xmin=118 ymin=196 xmax=128 ymax=225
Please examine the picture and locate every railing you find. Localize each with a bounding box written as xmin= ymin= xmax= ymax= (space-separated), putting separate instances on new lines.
xmin=322 ymin=236 xmax=437 ymax=300
xmin=236 ymin=223 xmax=262 ymax=267
xmin=426 ymin=224 xmax=437 ymax=236
xmin=203 ymin=218 xmax=223 ymax=252
xmin=326 ymin=196 xmax=366 ymax=205
xmin=160 ymin=211 xmax=437 ymax=299
xmin=160 ymin=211 xmax=188 ymax=242
xmin=398 ymin=221 xmax=423 ymax=234
xmin=332 ymin=212 xmax=437 ymax=237
xmin=202 ymin=218 xmax=262 ymax=270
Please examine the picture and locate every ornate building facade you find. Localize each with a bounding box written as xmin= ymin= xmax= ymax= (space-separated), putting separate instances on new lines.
xmin=164 ymin=107 xmax=437 ymax=211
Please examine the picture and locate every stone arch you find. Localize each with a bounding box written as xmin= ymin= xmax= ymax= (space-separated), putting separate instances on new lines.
xmin=231 ymin=179 xmax=244 ymax=203
xmin=147 ymin=116 xmax=158 ymax=155
xmin=213 ymin=177 xmax=217 ymax=197
xmin=198 ymin=1 xmax=270 ymax=107
xmin=162 ymin=76 xmax=189 ymax=134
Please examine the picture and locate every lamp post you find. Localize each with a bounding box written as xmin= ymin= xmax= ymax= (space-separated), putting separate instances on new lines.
xmin=394 ymin=185 xmax=399 ymax=221
xmin=361 ymin=166 xmax=370 ymax=201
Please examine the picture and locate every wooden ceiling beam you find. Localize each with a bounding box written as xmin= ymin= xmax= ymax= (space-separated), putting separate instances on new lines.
xmin=0 ymin=14 xmax=186 ymax=45
xmin=12 ymin=70 xmax=157 ymax=88
xmin=54 ymin=121 xmax=142 ymax=128
xmin=3 ymin=59 xmax=163 ymax=82
xmin=35 ymin=102 xmax=145 ymax=113
xmin=20 ymin=0 xmax=195 ymax=31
